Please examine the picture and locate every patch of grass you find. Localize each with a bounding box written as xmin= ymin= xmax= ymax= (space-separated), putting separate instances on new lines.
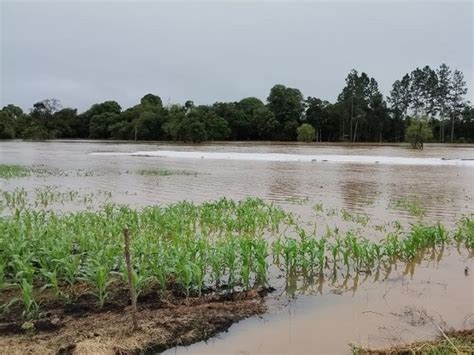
xmin=341 ymin=208 xmax=370 ymax=226
xmin=351 ymin=329 xmax=474 ymax=354
xmin=313 ymin=202 xmax=324 ymax=213
xmin=0 ymin=164 xmax=31 ymax=179
xmin=285 ymin=196 xmax=309 ymax=205
xmin=0 ymin=164 xmax=103 ymax=179
xmin=454 ymin=215 xmax=474 ymax=248
xmin=136 ymin=169 xmax=195 ymax=176
xmin=325 ymin=207 xmax=338 ymax=217
xmin=390 ymin=197 xmax=426 ymax=218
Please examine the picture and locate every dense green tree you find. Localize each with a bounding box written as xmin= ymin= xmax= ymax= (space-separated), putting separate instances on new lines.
xmin=0 ymin=111 xmax=16 ymax=139
xmin=193 ymin=106 xmax=230 ymax=140
xmin=89 ymin=112 xmax=120 ymax=139
xmin=211 ymin=98 xmax=276 ymax=140
xmin=81 ymin=100 xmax=122 ymax=139
xmin=420 ymin=65 xmax=438 ymax=117
xmin=2 ymin=104 xmax=23 ymax=119
xmin=164 ymin=108 xmax=207 ymax=143
xmin=390 ymin=64 xmax=469 ymax=143
xmin=409 ymin=68 xmax=428 ymax=117
xmin=1 ymin=65 xmax=470 ymax=144
xmin=140 ymin=93 xmax=163 ymax=108
xmin=22 ymin=125 xmax=50 ymax=140
xmin=0 ymin=105 xmax=25 ymax=138
xmin=365 ymin=93 xmax=391 ymax=142
xmin=305 ymin=97 xmax=326 ymax=141
xmin=389 ymin=74 xmax=412 ymax=118
xmin=179 ymin=116 xmax=207 ymax=143
xmin=46 ymin=108 xmax=82 ymax=138
xmin=238 ymin=97 xmax=277 ymax=139
xmin=388 ymin=74 xmax=412 ymax=141
xmin=448 ymin=70 xmax=468 ymax=142
xmin=212 ymin=102 xmax=249 ymax=140
xmin=336 ymin=70 xmax=387 ymax=142
xmin=436 ymin=64 xmax=452 ymax=142
xmin=267 ymin=84 xmax=304 ymax=140
xmin=84 ymin=101 xmax=122 ymax=117
xmin=250 ymin=106 xmax=277 ymax=140
xmin=30 ymin=99 xmax=61 ymax=121
xmin=133 ymin=111 xmax=166 ymax=140
xmin=456 ymin=105 xmax=474 ymax=143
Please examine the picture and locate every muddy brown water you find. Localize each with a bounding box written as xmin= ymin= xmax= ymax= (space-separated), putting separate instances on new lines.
xmin=0 ymin=141 xmax=473 ymax=354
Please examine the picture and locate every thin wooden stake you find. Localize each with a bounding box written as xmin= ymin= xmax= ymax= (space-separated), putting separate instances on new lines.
xmin=123 ymin=224 xmax=138 ymax=331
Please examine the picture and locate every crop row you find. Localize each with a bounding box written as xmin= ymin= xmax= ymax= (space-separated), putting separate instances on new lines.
xmin=272 ymin=217 xmax=472 ymax=276
xmin=0 ymin=198 xmax=288 ymax=318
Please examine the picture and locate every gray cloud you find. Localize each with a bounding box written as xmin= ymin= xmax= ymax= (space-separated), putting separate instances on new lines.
xmin=1 ymin=0 xmax=472 ymax=111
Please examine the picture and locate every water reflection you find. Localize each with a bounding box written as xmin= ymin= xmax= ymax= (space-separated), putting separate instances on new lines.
xmin=339 ymin=163 xmax=382 ymax=210
xmin=268 ymin=162 xmax=301 ymax=200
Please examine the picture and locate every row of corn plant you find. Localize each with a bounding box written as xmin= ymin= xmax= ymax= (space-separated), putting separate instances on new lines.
xmin=1 ymin=187 xmax=112 ymax=211
xmin=272 ymin=217 xmax=472 ymax=281
xmin=0 ymin=197 xmax=290 ymax=319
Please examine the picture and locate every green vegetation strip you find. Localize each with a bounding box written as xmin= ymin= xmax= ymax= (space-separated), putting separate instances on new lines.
xmin=390 ymin=197 xmax=426 ymax=217
xmin=0 ymin=164 xmax=31 ymax=179
xmin=136 ymin=169 xmax=195 ymax=176
xmin=0 ymin=197 xmax=472 ymax=320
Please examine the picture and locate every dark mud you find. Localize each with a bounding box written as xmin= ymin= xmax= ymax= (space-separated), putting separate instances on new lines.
xmin=0 ymin=286 xmax=269 ymax=355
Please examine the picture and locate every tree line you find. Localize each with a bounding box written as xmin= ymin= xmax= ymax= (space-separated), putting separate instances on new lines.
xmin=1 ymin=64 xmax=472 ymax=144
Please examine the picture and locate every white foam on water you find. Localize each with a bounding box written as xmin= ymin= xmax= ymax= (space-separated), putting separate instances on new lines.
xmin=90 ymin=150 xmax=474 ymax=167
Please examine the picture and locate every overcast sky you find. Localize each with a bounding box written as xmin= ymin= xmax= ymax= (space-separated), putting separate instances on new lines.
xmin=1 ymin=0 xmax=472 ymax=112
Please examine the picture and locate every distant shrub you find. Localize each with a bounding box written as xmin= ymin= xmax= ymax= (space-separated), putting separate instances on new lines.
xmin=406 ymin=117 xmax=432 ymax=149
xmin=297 ymin=123 xmax=316 ymax=143
xmin=22 ymin=125 xmax=50 ymax=141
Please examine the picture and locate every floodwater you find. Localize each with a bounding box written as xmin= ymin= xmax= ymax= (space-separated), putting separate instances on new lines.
xmin=1 ymin=141 xmax=473 ymax=354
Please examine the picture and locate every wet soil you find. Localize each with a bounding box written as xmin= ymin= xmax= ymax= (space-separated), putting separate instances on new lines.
xmin=0 ymin=285 xmax=269 ymax=354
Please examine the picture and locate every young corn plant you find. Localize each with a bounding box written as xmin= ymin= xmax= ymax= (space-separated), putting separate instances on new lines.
xmin=83 ymin=262 xmax=113 ymax=308
xmin=174 ymin=253 xmax=194 ymax=297
xmin=239 ymin=238 xmax=253 ymax=290
xmin=40 ymin=269 xmax=63 ymax=299
xmin=253 ymin=238 xmax=269 ymax=285
xmin=20 ymin=279 xmax=39 ymax=320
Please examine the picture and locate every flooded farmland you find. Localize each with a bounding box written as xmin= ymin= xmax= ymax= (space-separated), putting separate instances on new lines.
xmin=1 ymin=141 xmax=473 ymax=354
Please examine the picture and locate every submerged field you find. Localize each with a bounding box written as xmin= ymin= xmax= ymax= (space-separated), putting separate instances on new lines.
xmin=0 ymin=141 xmax=473 ymax=354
